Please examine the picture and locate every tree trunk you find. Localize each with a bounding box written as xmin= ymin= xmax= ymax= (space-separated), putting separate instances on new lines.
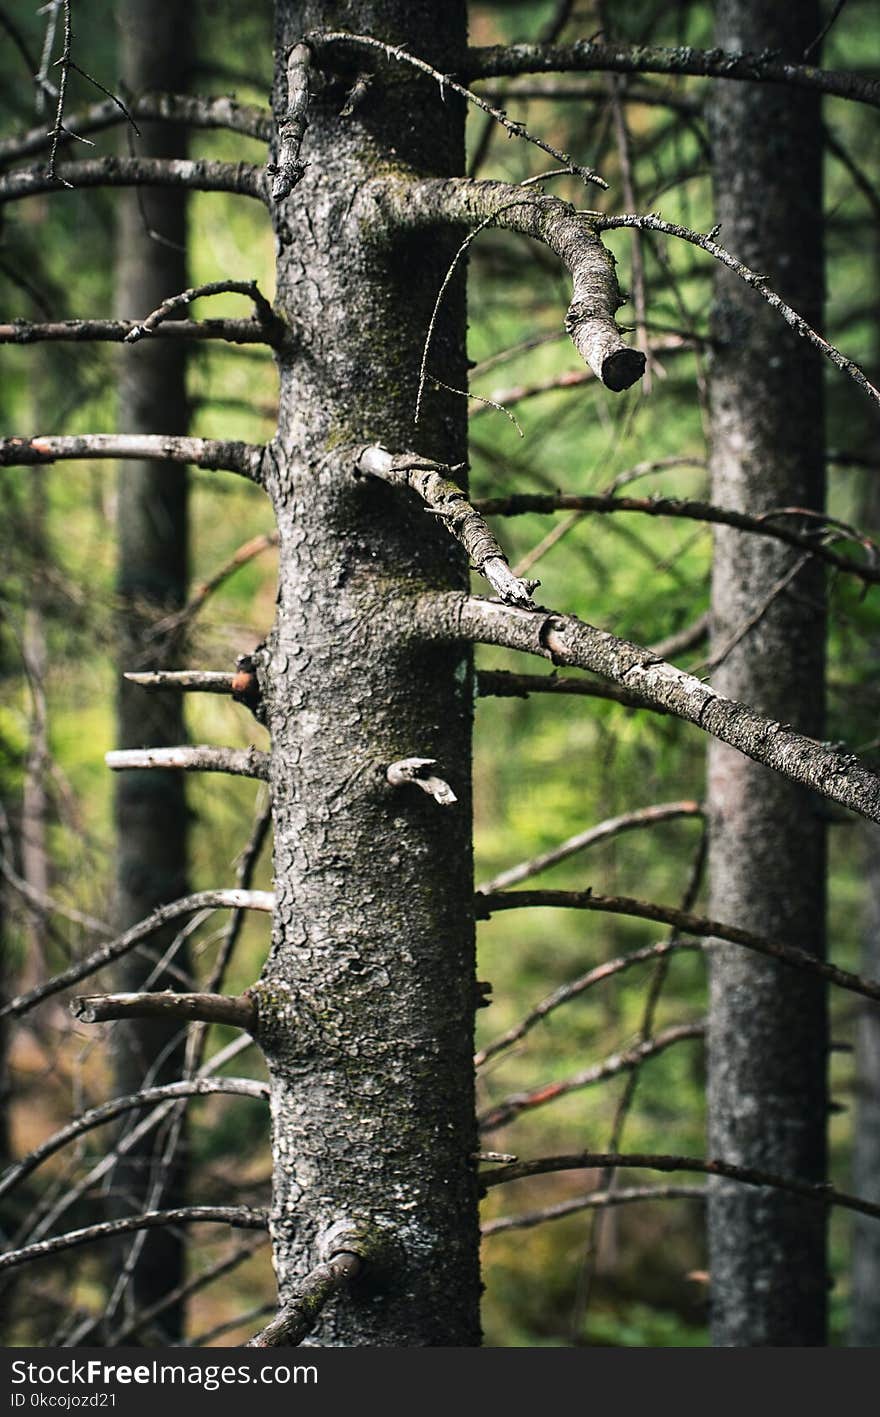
xmin=249 ymin=0 xmax=481 ymax=1344
xmin=852 ymin=825 xmax=880 ymax=1345
xmin=111 ymin=0 xmax=191 ymax=1341
xmin=706 ymin=1 xmax=828 ymax=1346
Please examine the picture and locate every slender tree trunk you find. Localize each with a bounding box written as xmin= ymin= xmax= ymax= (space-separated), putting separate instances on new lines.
xmin=111 ymin=0 xmax=191 ymax=1340
xmin=706 ymin=0 xmax=828 ymax=1346
xmin=248 ymin=0 xmax=481 ymax=1344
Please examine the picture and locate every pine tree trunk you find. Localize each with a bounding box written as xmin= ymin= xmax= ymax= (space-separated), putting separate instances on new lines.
xmin=706 ymin=0 xmax=828 ymax=1346
xmin=111 ymin=0 xmax=191 ymax=1341
xmin=249 ymin=0 xmax=482 ymax=1344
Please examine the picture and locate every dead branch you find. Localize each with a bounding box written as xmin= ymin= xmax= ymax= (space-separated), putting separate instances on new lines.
xmin=246 ymin=1251 xmax=362 ymax=1347
xmin=482 ymin=1184 xmax=706 ymax=1237
xmin=0 ymin=434 xmax=264 ymax=479
xmin=477 ymin=799 xmax=701 ymax=893
xmin=475 ymin=938 xmax=702 ymax=1069
xmin=0 ymin=1207 xmax=268 ymax=1274
xmin=121 ymin=279 xmax=283 ymax=346
xmin=124 ymin=670 xmax=235 ymax=692
xmin=355 ymin=444 xmax=537 ymax=607
xmin=105 ymin=746 xmax=270 ymax=780
xmin=479 ymin=1022 xmax=704 ymax=1133
xmin=476 ymin=668 xmax=670 ymax=714
xmin=269 ymin=42 xmax=312 ymax=201
xmin=71 ymin=990 xmax=256 ymax=1029
xmin=477 ymin=888 xmax=880 ymax=1004
xmin=386 ymin=757 xmax=457 ymax=806
xmin=1 ymin=888 xmax=273 ymax=1019
xmin=0 ymin=317 xmax=276 ymax=346
xmin=480 ymin=1150 xmax=880 ymax=1223
xmin=0 ymin=156 xmax=266 ymax=206
xmin=464 ymin=38 xmax=880 ymax=111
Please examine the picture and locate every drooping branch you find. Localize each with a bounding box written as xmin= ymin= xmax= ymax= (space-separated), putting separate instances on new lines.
xmin=597 ymin=214 xmax=880 ymax=411
xmin=0 ymin=156 xmax=267 ymax=206
xmin=309 ymin=31 xmax=606 ymax=188
xmin=108 ymin=1236 xmax=268 ymax=1347
xmin=474 ymin=490 xmax=880 ymax=588
xmin=0 ymin=1078 xmax=268 ymax=1201
xmin=121 ymin=279 xmax=284 ymax=347
xmin=268 ymin=42 xmax=312 ymax=202
xmin=71 ymin=990 xmax=256 ymax=1029
xmin=477 ymin=888 xmax=880 ymax=1004
xmin=153 ymin=530 xmax=281 ymax=633
xmin=0 ymin=92 xmax=271 ymax=166
xmin=355 ymin=444 xmax=537 ymax=607
xmin=482 ymin=1185 xmax=706 ymax=1237
xmin=477 ymin=799 xmax=701 ymax=893
xmin=0 ymin=434 xmax=264 ymax=479
xmin=438 ymin=594 xmax=880 ymax=825
xmin=370 ymin=179 xmax=645 ymax=392
xmin=478 ymin=1022 xmax=704 ymax=1133
xmin=464 ymin=39 xmax=880 ymax=111
xmin=474 ymin=938 xmax=702 ymax=1069
xmin=481 ymin=1151 xmax=880 ymax=1224
xmin=0 ymin=1207 xmax=269 ymax=1274
xmin=0 ymin=318 xmax=277 ymax=346
xmin=0 ymin=889 xmax=274 ymax=1019
xmin=105 ymin=746 xmax=270 ymax=780
xmin=469 ymin=336 xmax=694 ymax=417
xmin=246 ymin=1251 xmax=362 ymax=1347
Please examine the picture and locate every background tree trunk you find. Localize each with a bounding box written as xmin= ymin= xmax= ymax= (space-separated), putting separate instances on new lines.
xmin=706 ymin=0 xmax=828 ymax=1346
xmin=251 ymin=0 xmax=481 ymax=1344
xmin=111 ymin=0 xmax=192 ymax=1341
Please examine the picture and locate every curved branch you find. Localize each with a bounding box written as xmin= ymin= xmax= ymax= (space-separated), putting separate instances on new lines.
xmin=0 ymin=1078 xmax=268 ymax=1201
xmin=0 ymin=434 xmax=264 ymax=479
xmin=0 ymin=156 xmax=266 ymax=206
xmin=597 ymin=214 xmax=880 ymax=411
xmin=440 ymin=594 xmax=880 ymax=825
xmin=464 ymin=39 xmax=880 ymax=111
xmin=121 ymin=279 xmax=284 ymax=347
xmin=105 ymin=746 xmax=270 ymax=780
xmin=474 ymin=490 xmax=880 ymax=587
xmin=0 ymin=1207 xmax=268 ymax=1274
xmin=477 ymin=888 xmax=880 ymax=1004
xmin=477 ymin=799 xmax=701 ymax=893
xmin=479 ymin=1022 xmax=704 ymax=1133
xmin=482 ymin=1184 xmax=706 ymax=1237
xmin=246 ymin=1252 xmax=362 ymax=1347
xmin=0 ymin=889 xmax=274 ymax=1019
xmin=371 ymin=178 xmax=645 ymax=391
xmin=481 ymin=1151 xmax=880 ymax=1223
xmin=71 ymin=990 xmax=256 ymax=1030
xmin=0 ymin=92 xmax=271 ymax=166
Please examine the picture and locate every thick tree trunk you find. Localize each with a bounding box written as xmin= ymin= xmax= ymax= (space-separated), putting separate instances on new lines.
xmin=852 ymin=825 xmax=880 ymax=1345
xmin=706 ymin=2 xmax=828 ymax=1345
xmin=249 ymin=0 xmax=481 ymax=1344
xmin=111 ymin=0 xmax=191 ymax=1341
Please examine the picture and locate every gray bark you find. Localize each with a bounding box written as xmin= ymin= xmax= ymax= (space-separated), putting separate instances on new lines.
xmin=852 ymin=826 xmax=880 ymax=1345
xmin=111 ymin=0 xmax=192 ymax=1341
xmin=249 ymin=0 xmax=481 ymax=1344
xmin=706 ymin=0 xmax=827 ymax=1346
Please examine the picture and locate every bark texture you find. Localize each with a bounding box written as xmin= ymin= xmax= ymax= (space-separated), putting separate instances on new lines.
xmin=111 ymin=0 xmax=192 ymax=1341
xmin=706 ymin=0 xmax=827 ymax=1347
xmin=251 ymin=0 xmax=480 ymax=1344
xmin=852 ymin=826 xmax=880 ymax=1346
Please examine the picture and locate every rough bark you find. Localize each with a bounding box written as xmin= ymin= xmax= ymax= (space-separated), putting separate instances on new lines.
xmin=110 ymin=0 xmax=192 ymax=1342
xmin=706 ymin=0 xmax=827 ymax=1347
xmin=248 ymin=0 xmax=480 ymax=1344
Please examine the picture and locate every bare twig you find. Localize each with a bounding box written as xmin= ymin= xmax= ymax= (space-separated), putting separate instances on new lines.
xmin=477 ymin=799 xmax=701 ymax=893
xmin=0 ymin=1208 xmax=268 ymax=1274
xmin=475 ymin=938 xmax=702 ymax=1069
xmin=1 ymin=889 xmax=273 ymax=1019
xmin=122 ymin=279 xmax=282 ymax=346
xmin=0 ymin=317 xmax=276 ymax=346
xmin=482 ymin=1184 xmax=706 ymax=1237
xmin=105 ymin=746 xmax=270 ymax=780
xmin=479 ymin=1022 xmax=704 ymax=1132
xmin=0 ymin=157 xmax=266 ymax=206
xmin=310 ymin=31 xmax=606 ymax=188
xmin=476 ymin=888 xmax=880 ymax=1004
xmin=124 ymin=671 xmax=235 ymax=693
xmin=476 ymin=668 xmax=670 ymax=714
xmin=480 ymin=1151 xmax=880 ymax=1224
